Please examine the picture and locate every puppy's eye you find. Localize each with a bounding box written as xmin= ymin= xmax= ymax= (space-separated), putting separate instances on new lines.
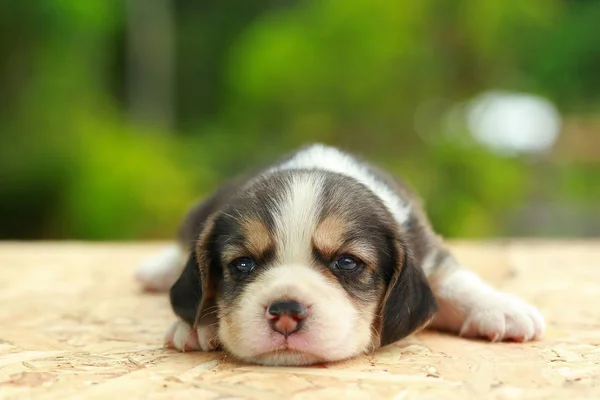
xmin=333 ymin=256 xmax=360 ymax=271
xmin=230 ymin=257 xmax=256 ymax=273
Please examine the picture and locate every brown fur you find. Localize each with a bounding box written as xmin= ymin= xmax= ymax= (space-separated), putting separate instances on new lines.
xmin=243 ymin=219 xmax=274 ymax=259
xmin=312 ymin=215 xmax=347 ymax=259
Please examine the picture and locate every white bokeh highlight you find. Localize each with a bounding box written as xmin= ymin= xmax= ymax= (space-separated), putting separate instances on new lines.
xmin=466 ymin=91 xmax=562 ymax=156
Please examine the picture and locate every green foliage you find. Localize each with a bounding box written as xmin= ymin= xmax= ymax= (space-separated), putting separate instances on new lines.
xmin=60 ymin=121 xmax=199 ymax=239
xmin=0 ymin=0 xmax=598 ymax=239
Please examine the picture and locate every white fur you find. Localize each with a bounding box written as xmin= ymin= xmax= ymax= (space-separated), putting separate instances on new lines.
xmin=420 ymin=249 xmax=440 ymax=277
xmin=273 ymin=144 xmax=412 ymax=226
xmin=136 ymin=244 xmax=185 ymax=291
xmin=274 ymin=173 xmax=324 ymax=264
xmin=430 ymin=269 xmax=545 ymax=341
xmin=165 ymin=320 xmax=219 ymax=352
xmin=218 ymin=264 xmax=375 ymax=365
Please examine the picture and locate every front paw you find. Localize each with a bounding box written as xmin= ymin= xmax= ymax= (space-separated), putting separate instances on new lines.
xmin=459 ymin=293 xmax=545 ymax=342
xmin=164 ymin=320 xmax=220 ymax=352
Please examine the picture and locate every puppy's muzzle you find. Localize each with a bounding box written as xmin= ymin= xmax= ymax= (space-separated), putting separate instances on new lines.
xmin=266 ymin=300 xmax=309 ymax=338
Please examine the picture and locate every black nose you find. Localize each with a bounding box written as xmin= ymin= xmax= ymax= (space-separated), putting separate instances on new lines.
xmin=267 ymin=301 xmax=308 ymax=319
xmin=266 ymin=301 xmax=308 ymax=338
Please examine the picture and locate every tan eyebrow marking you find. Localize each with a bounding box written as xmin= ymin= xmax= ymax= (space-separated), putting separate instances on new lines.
xmin=313 ymin=215 xmax=377 ymax=268
xmin=220 ymin=218 xmax=274 ymax=265
xmin=313 ymin=215 xmax=347 ymax=260
xmin=243 ymin=218 xmax=274 ymax=257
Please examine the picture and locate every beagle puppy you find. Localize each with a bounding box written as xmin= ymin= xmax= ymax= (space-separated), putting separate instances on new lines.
xmin=136 ymin=144 xmax=545 ymax=366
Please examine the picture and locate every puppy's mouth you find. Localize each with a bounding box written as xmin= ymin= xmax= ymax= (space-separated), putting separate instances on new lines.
xmin=252 ymin=335 xmax=324 ymax=359
xmin=252 ymin=346 xmax=327 ymax=365
xmin=259 ymin=348 xmax=305 ymax=356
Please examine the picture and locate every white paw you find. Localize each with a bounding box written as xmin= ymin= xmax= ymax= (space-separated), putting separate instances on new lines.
xmin=164 ymin=320 xmax=220 ymax=352
xmin=459 ymin=293 xmax=545 ymax=342
xmin=136 ymin=245 xmax=185 ymax=292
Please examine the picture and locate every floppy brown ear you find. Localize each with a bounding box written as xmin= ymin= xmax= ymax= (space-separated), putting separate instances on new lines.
xmin=170 ymin=217 xmax=220 ymax=329
xmin=379 ymin=241 xmax=438 ymax=347
xmin=170 ymin=171 xmax=251 ymax=328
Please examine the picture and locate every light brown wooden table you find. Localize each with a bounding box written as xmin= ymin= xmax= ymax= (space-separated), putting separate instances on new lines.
xmin=0 ymin=241 xmax=598 ymax=399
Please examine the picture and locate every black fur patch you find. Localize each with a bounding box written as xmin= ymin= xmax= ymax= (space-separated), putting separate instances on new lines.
xmin=380 ymin=243 xmax=438 ymax=346
xmin=169 ymin=250 xmax=203 ymax=326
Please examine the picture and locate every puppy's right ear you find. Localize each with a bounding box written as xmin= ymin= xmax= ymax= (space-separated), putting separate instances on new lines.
xmin=169 ymin=249 xmax=202 ymax=326
xmin=170 ymin=217 xmax=220 ymax=328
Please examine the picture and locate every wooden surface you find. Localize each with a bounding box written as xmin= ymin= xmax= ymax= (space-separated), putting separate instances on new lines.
xmin=0 ymin=241 xmax=598 ymax=399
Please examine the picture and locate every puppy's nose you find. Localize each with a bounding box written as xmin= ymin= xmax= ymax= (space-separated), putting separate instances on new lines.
xmin=267 ymin=300 xmax=307 ymax=319
xmin=266 ymin=301 xmax=308 ymax=338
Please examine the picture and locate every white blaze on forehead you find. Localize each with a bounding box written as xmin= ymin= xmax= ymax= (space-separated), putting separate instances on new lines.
xmin=273 ymin=144 xmax=411 ymax=226
xmin=274 ymin=173 xmax=324 ymax=264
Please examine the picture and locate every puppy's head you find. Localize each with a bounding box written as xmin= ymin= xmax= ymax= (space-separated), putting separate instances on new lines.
xmin=177 ymin=170 xmax=437 ymax=365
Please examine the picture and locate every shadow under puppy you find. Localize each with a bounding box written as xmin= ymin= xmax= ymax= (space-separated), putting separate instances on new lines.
xmin=137 ymin=144 xmax=545 ymax=366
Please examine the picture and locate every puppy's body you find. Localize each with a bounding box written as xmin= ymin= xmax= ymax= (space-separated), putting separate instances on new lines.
xmin=137 ymin=144 xmax=544 ymax=365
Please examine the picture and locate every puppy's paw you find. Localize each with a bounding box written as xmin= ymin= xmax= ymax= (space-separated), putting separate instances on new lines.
xmin=164 ymin=320 xmax=220 ymax=352
xmin=459 ymin=293 xmax=545 ymax=342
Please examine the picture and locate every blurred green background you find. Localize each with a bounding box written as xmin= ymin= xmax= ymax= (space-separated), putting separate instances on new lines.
xmin=1 ymin=0 xmax=599 ymax=241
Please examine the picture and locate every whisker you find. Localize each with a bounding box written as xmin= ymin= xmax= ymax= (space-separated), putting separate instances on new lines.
xmin=220 ymin=211 xmax=243 ymax=224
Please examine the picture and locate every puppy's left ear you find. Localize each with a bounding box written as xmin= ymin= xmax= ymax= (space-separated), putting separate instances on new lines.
xmin=379 ymin=240 xmax=438 ymax=347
